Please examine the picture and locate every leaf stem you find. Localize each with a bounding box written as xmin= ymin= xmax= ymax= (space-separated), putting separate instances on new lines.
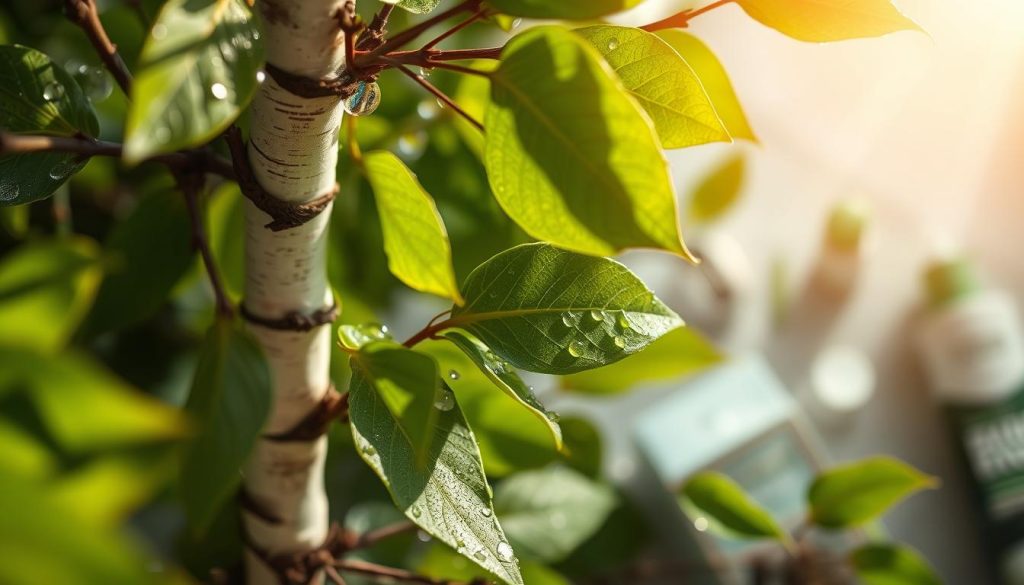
xmin=176 ymin=172 xmax=234 ymax=318
xmin=64 ymin=0 xmax=133 ymax=95
xmin=351 ymin=521 xmax=417 ymax=549
xmin=345 ymin=115 xmax=363 ymax=165
xmin=393 ymin=64 xmax=483 ymax=132
xmin=640 ymin=0 xmax=735 ymax=32
xmin=427 ymin=62 xmax=489 ymax=77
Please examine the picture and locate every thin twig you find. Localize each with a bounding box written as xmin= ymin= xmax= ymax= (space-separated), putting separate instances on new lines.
xmin=325 ymin=566 xmax=349 ymax=585
xmin=334 ymin=559 xmax=473 ymax=585
xmin=381 ymin=47 xmax=503 ymax=70
xmin=421 ymin=9 xmax=485 ymax=51
xmin=64 ymin=0 xmax=133 ymax=94
xmin=428 ymin=62 xmax=489 ymax=77
xmin=337 ymin=1 xmax=362 ymax=72
xmin=177 ymin=172 xmax=234 ymax=318
xmin=355 ymin=3 xmax=395 ymax=51
xmin=402 ymin=316 xmax=457 ymax=348
xmin=393 ymin=64 xmax=483 ymax=132
xmin=358 ymin=0 xmax=482 ymax=65
xmin=352 ymin=521 xmax=417 ymax=550
xmin=639 ymin=0 xmax=735 ymax=31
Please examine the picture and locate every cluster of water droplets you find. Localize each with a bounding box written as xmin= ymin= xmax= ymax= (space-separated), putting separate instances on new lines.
xmin=561 ymin=309 xmax=633 ymax=357
xmin=0 ymin=184 xmax=20 ymax=202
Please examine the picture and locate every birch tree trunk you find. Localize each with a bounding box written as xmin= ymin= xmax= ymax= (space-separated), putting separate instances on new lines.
xmin=240 ymin=0 xmax=346 ymax=582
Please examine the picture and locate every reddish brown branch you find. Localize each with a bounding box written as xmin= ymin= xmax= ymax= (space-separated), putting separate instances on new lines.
xmin=357 ymin=0 xmax=483 ymax=65
xmin=64 ymin=0 xmax=133 ymax=94
xmin=393 ymin=64 xmax=483 ymax=132
xmin=351 ymin=521 xmax=417 ymax=550
xmin=640 ymin=0 xmax=735 ymax=31
xmin=422 ymin=9 xmax=485 ymax=51
xmin=176 ymin=171 xmax=234 ymax=318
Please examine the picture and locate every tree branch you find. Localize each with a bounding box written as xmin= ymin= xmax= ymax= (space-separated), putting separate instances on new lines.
xmin=421 ymin=8 xmax=485 ymax=51
xmin=64 ymin=0 xmax=133 ymax=95
xmin=351 ymin=521 xmax=417 ymax=550
xmin=175 ymin=171 xmax=234 ymax=318
xmin=640 ymin=0 xmax=735 ymax=32
xmin=356 ymin=0 xmax=483 ymax=66
xmin=392 ymin=64 xmax=483 ymax=131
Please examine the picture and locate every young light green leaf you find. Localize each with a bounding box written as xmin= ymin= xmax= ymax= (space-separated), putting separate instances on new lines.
xmin=576 ymin=25 xmax=730 ymax=149
xmin=0 ymin=237 xmax=102 ymax=353
xmin=809 ymin=457 xmax=937 ymax=529
xmin=350 ymin=341 xmax=442 ymax=467
xmin=850 ymin=543 xmax=941 ymax=585
xmin=349 ymin=365 xmax=523 ymax=585
xmin=0 ymin=418 xmax=55 ymax=479
xmin=397 ymin=0 xmax=442 ymax=13
xmin=494 ymin=467 xmax=617 ymax=563
xmin=363 ymin=151 xmax=464 ymax=304
xmin=655 ymin=30 xmax=756 ymax=141
xmin=486 ymin=26 xmax=694 ymax=260
xmin=735 ymin=0 xmax=922 ymax=42
xmin=50 ymin=452 xmax=177 ymax=526
xmin=681 ymin=471 xmax=789 ymax=542
xmin=442 ymin=330 xmax=562 ymax=450
xmin=452 ymin=60 xmax=496 ymax=159
xmin=447 ymin=243 xmax=683 ymax=375
xmin=0 ymin=45 xmax=98 ymax=206
xmin=485 ymin=0 xmax=645 ymax=19
xmin=687 ymin=154 xmax=746 ymax=225
xmin=80 ymin=190 xmax=195 ymax=336
xmin=124 ymin=0 xmax=263 ymax=163
xmin=561 ymin=327 xmax=722 ymax=395
xmin=181 ymin=321 xmax=272 ymax=535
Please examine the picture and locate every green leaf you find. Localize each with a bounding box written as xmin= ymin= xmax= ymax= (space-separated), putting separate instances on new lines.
xmin=0 ymin=238 xmax=102 ymax=353
xmin=561 ymin=327 xmax=721 ymax=395
xmin=181 ymin=320 xmax=272 ymax=534
xmin=808 ymin=457 xmax=937 ymax=529
xmin=417 ymin=543 xmax=570 ymax=585
xmin=494 ymin=466 xmax=617 ymax=563
xmin=0 ymin=45 xmax=98 ymax=206
xmin=208 ymin=182 xmax=246 ymax=297
xmin=735 ymin=0 xmax=922 ymax=42
xmin=50 ymin=452 xmax=177 ymax=526
xmin=81 ymin=189 xmax=195 ymax=336
xmin=0 ymin=205 xmax=29 ymax=238
xmin=655 ymin=30 xmax=756 ymax=141
xmin=559 ymin=416 xmax=603 ymax=478
xmin=448 ymin=243 xmax=683 ymax=375
xmin=350 ymin=341 xmax=443 ymax=467
xmin=576 ymin=25 xmax=729 ymax=149
xmin=687 ymin=154 xmax=746 ymax=225
xmin=849 ymin=543 xmax=941 ymax=585
xmin=452 ymin=60 xmax=495 ymax=159
xmin=397 ymin=0 xmax=442 ymax=13
xmin=442 ymin=330 xmax=561 ymax=449
xmin=486 ymin=26 xmax=694 ymax=260
xmin=485 ymin=0 xmax=645 ymax=19
xmin=0 ymin=417 xmax=56 ymax=479
xmin=124 ymin=0 xmax=263 ymax=163
xmin=349 ymin=363 xmax=523 ymax=585
xmin=681 ymin=471 xmax=789 ymax=542
xmin=363 ymin=151 xmax=463 ymax=304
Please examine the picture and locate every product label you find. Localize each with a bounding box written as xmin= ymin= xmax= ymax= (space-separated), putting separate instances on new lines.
xmin=952 ymin=387 xmax=1024 ymax=520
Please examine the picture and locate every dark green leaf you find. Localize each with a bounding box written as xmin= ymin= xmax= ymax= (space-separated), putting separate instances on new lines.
xmin=448 ymin=243 xmax=683 ymax=375
xmin=485 ymin=0 xmax=645 ymax=19
xmin=849 ymin=543 xmax=940 ymax=585
xmin=558 ymin=416 xmax=602 ymax=478
xmin=494 ymin=466 xmax=617 ymax=563
xmin=442 ymin=330 xmax=561 ymax=449
xmin=576 ymin=25 xmax=730 ymax=149
xmin=809 ymin=457 xmax=937 ymax=529
xmin=561 ymin=327 xmax=721 ymax=395
xmin=181 ymin=321 xmax=272 ymax=534
xmin=208 ymin=182 xmax=246 ymax=298
xmin=124 ymin=0 xmax=263 ymax=163
xmin=349 ymin=360 xmax=523 ymax=585
xmin=486 ymin=26 xmax=695 ymax=260
xmin=688 ymin=154 xmax=746 ymax=224
xmin=0 ymin=45 xmax=97 ymax=206
xmin=681 ymin=471 xmax=789 ymax=542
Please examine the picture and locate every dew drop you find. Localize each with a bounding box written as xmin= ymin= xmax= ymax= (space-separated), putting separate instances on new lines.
xmin=379 ymin=324 xmax=390 ymax=336
xmin=480 ymin=507 xmax=492 ymax=517
xmin=152 ymin=23 xmax=167 ymax=40
xmin=256 ymin=70 xmax=266 ymax=83
xmin=411 ymin=505 xmax=422 ymax=518
xmin=0 ymin=183 xmax=19 ymax=202
xmin=511 ymin=17 xmax=523 ymax=30
xmin=435 ymin=97 xmax=447 ymax=110
xmin=617 ymin=313 xmax=631 ymax=331
xmin=473 ymin=549 xmax=487 ymax=562
xmin=48 ymin=159 xmax=82 ymax=180
xmin=448 ymin=369 xmax=460 ymax=381
xmin=434 ymin=388 xmax=456 ymax=412
xmin=362 ymin=444 xmax=377 ymax=456
xmin=85 ymin=67 xmax=113 ymax=101
xmin=210 ymin=82 xmax=228 ymax=100
xmin=613 ymin=336 xmax=626 ymax=349
xmin=607 ymin=37 xmax=619 ymax=51
xmin=561 ymin=312 xmax=575 ymax=327
xmin=418 ymin=66 xmax=432 ymax=78
xmin=417 ymin=530 xmax=431 ymax=542
xmin=496 ymin=542 xmax=514 ymax=562
xmin=343 ymin=81 xmax=381 ymax=116
xmin=42 ymin=81 xmax=64 ymax=101
xmin=567 ymin=340 xmax=584 ymax=358
xmin=589 ymin=309 xmax=604 ymax=322
xmin=545 ymin=410 xmax=560 ymax=422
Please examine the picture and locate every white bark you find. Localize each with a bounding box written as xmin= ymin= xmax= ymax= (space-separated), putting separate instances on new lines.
xmin=241 ymin=0 xmax=346 ymax=582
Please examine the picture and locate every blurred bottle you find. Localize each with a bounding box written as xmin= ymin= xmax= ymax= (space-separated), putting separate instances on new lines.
xmin=915 ymin=256 xmax=1024 ymax=584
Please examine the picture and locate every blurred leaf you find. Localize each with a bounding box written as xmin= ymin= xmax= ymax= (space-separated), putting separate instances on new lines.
xmin=809 ymin=457 xmax=937 ymax=529
xmin=397 ymin=0 xmax=442 ymax=13
xmin=485 ymin=0 xmax=644 ymax=19
xmin=486 ymin=26 xmax=694 ymax=260
xmin=655 ymin=30 xmax=756 ymax=141
xmin=349 ymin=355 xmax=523 ymax=585
xmin=0 ymin=45 xmax=97 ymax=206
xmin=181 ymin=321 xmax=271 ymax=535
xmin=494 ymin=466 xmax=617 ymax=563
xmin=561 ymin=327 xmax=721 ymax=395
xmin=681 ymin=471 xmax=789 ymax=542
xmin=449 ymin=243 xmax=683 ymax=375
xmin=363 ymin=151 xmax=463 ymax=304
xmin=0 ymin=205 xmax=29 ymax=238
xmin=208 ymin=182 xmax=246 ymax=298
xmin=124 ymin=0 xmax=263 ymax=163
xmin=417 ymin=543 xmax=569 ymax=585
xmin=735 ymin=0 xmax=922 ymax=42
xmin=51 ymin=451 xmax=177 ymax=525
xmin=0 ymin=237 xmax=101 ymax=352
xmin=442 ymin=330 xmax=562 ymax=450
xmin=0 ymin=417 xmax=55 ymax=478
xmin=687 ymin=154 xmax=745 ymax=225
xmin=351 ymin=341 xmax=443 ymax=467
xmin=81 ymin=189 xmax=195 ymax=336
xmin=452 ymin=60 xmax=495 ymax=159
xmin=558 ymin=416 xmax=602 ymax=478
xmin=417 ymin=339 xmax=559 ymax=477
xmin=849 ymin=543 xmax=941 ymax=585
xmin=577 ymin=25 xmax=730 ymax=149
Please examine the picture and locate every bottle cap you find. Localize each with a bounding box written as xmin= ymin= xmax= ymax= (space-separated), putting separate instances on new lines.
xmin=924 ymin=257 xmax=978 ymax=307
xmin=825 ymin=198 xmax=872 ymax=252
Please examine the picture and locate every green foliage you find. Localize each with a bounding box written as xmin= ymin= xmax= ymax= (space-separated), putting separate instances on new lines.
xmin=735 ymin=0 xmax=922 ymax=42
xmin=494 ymin=466 xmax=618 ymax=563
xmin=486 ymin=26 xmax=695 ymax=260
xmin=808 ymin=457 xmax=937 ymax=529
xmin=449 ymin=243 xmax=683 ymax=374
xmin=558 ymin=416 xmax=603 ymax=478
xmin=687 ymin=153 xmax=746 ymax=225
xmin=363 ymin=150 xmax=463 ymax=304
xmin=397 ymin=0 xmax=443 ymax=14
xmin=0 ymin=45 xmax=98 ymax=206
xmin=124 ymin=0 xmax=263 ymax=163
xmin=681 ymin=471 xmax=790 ymax=542
xmin=577 ymin=25 xmax=730 ymax=149
xmin=486 ymin=0 xmax=645 ymax=20
xmin=180 ymin=320 xmax=272 ymax=535
xmin=561 ymin=327 xmax=722 ymax=395
xmin=850 ymin=543 xmax=941 ymax=585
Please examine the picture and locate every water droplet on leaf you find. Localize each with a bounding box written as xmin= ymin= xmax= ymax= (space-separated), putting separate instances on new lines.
xmin=448 ymin=369 xmax=460 ymax=381
xmin=613 ymin=336 xmax=626 ymax=349
xmin=589 ymin=309 xmax=604 ymax=322
xmin=511 ymin=18 xmax=523 ymax=29
xmin=411 ymin=505 xmax=422 ymax=518
xmin=607 ymin=37 xmax=619 ymax=51
xmin=617 ymin=313 xmax=631 ymax=330
xmin=256 ymin=70 xmax=266 ymax=83
xmin=42 ymin=82 xmax=64 ymax=101
xmin=473 ymin=549 xmax=487 ymax=562
xmin=434 ymin=388 xmax=455 ymax=412
xmin=567 ymin=340 xmax=584 ymax=358
xmin=418 ymin=67 xmax=432 ymax=78
xmin=496 ymin=542 xmax=514 ymax=562
xmin=480 ymin=507 xmax=492 ymax=517
xmin=343 ymin=81 xmax=381 ymax=116
xmin=0 ymin=184 xmax=19 ymax=202
xmin=210 ymin=82 xmax=228 ymax=100
xmin=545 ymin=411 xmax=560 ymax=422
xmin=361 ymin=444 xmax=377 ymax=456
